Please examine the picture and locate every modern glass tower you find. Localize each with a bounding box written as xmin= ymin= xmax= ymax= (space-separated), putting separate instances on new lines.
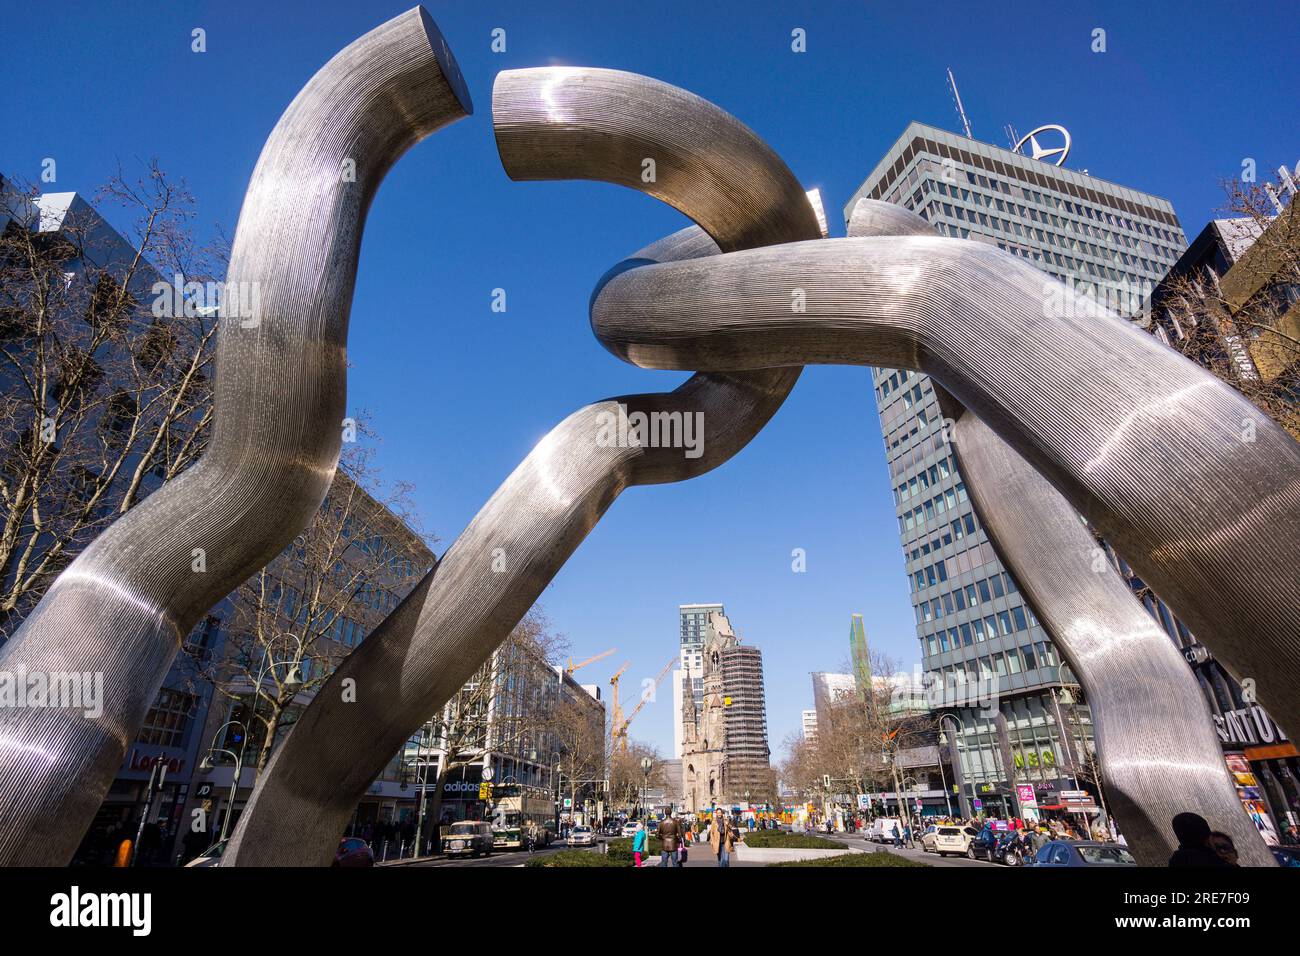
xmin=846 ymin=122 xmax=1187 ymax=815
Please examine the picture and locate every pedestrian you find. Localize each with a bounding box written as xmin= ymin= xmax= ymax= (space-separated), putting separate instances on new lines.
xmin=657 ymin=812 xmax=682 ymax=867
xmin=632 ymin=820 xmax=648 ymax=867
xmin=710 ymin=809 xmax=736 ymax=867
xmin=1208 ymin=831 xmax=1240 ymax=867
xmin=1168 ymin=812 xmax=1232 ymax=867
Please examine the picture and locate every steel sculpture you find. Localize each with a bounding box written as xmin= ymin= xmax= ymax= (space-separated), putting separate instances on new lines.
xmin=221 ymin=66 xmax=826 ymax=866
xmin=844 ymin=198 xmax=1276 ymax=866
xmin=0 ymin=7 xmax=472 ymax=866
xmin=953 ymin=410 xmax=1278 ymax=866
xmin=1 ymin=7 xmax=1297 ymax=868
xmin=587 ymin=228 xmax=1300 ymax=757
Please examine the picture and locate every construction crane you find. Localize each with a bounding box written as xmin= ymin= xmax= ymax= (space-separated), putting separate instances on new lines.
xmin=566 ymin=647 xmax=615 ymax=676
xmin=608 ymin=661 xmax=630 ymax=750
xmin=611 ymin=657 xmax=676 ymax=753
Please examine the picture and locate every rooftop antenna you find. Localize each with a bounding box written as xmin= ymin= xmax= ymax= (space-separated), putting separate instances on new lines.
xmin=1003 ymin=123 xmax=1020 ymax=151
xmin=946 ymin=68 xmax=973 ymax=139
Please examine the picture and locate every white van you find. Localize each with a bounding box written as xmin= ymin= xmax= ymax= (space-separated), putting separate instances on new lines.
xmin=867 ymin=817 xmax=902 ymax=843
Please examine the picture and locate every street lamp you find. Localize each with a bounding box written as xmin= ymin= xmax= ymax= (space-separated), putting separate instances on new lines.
xmin=640 ymin=756 xmax=652 ymax=821
xmin=198 ymin=720 xmax=247 ymax=843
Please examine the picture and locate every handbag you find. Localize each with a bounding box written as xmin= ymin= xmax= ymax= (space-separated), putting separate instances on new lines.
xmin=679 ymin=844 xmax=688 ymax=863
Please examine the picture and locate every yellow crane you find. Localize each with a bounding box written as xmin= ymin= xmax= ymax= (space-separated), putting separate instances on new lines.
xmin=608 ymin=661 xmax=630 ymax=751
xmin=611 ymin=657 xmax=676 ymax=753
xmin=566 ymin=647 xmax=615 ymax=676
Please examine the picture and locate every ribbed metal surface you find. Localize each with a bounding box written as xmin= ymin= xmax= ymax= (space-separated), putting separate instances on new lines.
xmin=222 ymin=67 xmax=825 ymax=865
xmin=849 ymin=198 xmax=1275 ymax=865
xmin=589 ymin=223 xmax=1300 ymax=758
xmin=955 ymin=411 xmax=1278 ymax=866
xmin=0 ymin=7 xmax=471 ymax=865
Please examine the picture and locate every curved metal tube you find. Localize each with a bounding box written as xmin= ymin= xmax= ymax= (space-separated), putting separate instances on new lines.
xmin=954 ymin=411 xmax=1277 ymax=866
xmin=589 ymin=232 xmax=1300 ymax=747
xmin=0 ymin=7 xmax=471 ymax=866
xmin=222 ymin=67 xmax=824 ymax=865
xmin=846 ymin=198 xmax=1275 ymax=865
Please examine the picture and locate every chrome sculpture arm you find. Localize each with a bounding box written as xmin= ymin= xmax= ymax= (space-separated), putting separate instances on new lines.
xmin=221 ymin=67 xmax=825 ymax=866
xmin=588 ymin=229 xmax=1300 ymax=750
xmin=845 ymin=198 xmax=1275 ymax=866
xmin=953 ymin=410 xmax=1277 ymax=866
xmin=0 ymin=7 xmax=472 ymax=866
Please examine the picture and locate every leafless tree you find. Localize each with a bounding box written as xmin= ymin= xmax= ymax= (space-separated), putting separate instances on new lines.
xmin=608 ymin=739 xmax=664 ymax=811
xmin=0 ymin=162 xmax=221 ymax=640
xmin=1151 ymin=174 xmax=1299 ymax=439
xmin=192 ymin=433 xmax=435 ymax=772
xmin=421 ymin=609 xmax=568 ymax=849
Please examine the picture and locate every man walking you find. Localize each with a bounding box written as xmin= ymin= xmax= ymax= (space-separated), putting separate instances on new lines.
xmin=657 ymin=812 xmax=682 ymax=867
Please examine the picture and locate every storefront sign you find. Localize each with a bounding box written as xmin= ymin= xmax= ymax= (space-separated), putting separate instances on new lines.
xmin=1214 ymin=705 xmax=1288 ymax=748
xmin=127 ymin=749 xmax=185 ymax=775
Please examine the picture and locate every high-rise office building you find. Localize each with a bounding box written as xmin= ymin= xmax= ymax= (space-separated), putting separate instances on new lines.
xmin=801 ymin=709 xmax=819 ymax=743
xmin=849 ymin=614 xmax=871 ymax=696
xmin=674 ymin=602 xmax=723 ymax=757
xmin=846 ymin=121 xmax=1187 ymax=814
xmin=810 ymin=671 xmax=857 ymax=735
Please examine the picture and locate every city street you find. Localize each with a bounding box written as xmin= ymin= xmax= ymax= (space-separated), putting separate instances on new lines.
xmin=824 ymin=832 xmax=990 ymax=868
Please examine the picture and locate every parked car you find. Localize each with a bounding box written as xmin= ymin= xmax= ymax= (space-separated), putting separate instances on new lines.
xmin=966 ymin=828 xmax=1004 ymax=862
xmin=1272 ymin=846 xmax=1300 ymax=867
xmin=932 ymin=825 xmax=980 ymax=857
xmin=920 ymin=825 xmax=939 ymax=852
xmin=333 ymin=837 xmax=375 ymax=867
xmin=444 ymin=821 xmax=494 ymax=857
xmin=1029 ymin=840 xmax=1136 ymax=867
xmin=621 ymin=822 xmax=640 ymax=838
xmin=567 ymin=825 xmax=596 ymax=847
xmin=866 ymin=817 xmax=902 ymax=844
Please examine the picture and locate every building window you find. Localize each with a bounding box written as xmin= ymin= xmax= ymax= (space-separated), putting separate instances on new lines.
xmin=138 ymin=688 xmax=196 ymax=749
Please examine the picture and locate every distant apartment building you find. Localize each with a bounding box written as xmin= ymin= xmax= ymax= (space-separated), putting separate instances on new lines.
xmin=811 ymin=671 xmax=857 ymax=731
xmin=847 ymin=122 xmax=1187 ymax=815
xmin=801 ymin=709 xmax=819 ymax=743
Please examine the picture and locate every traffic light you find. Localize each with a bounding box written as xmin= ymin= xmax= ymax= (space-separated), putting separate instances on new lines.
xmin=478 ymin=782 xmax=493 ymax=801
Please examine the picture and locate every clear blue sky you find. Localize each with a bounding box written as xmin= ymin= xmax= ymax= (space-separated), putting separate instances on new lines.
xmin=2 ymin=0 xmax=1295 ymax=757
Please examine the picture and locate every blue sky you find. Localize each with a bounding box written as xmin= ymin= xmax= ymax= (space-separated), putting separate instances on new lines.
xmin=2 ymin=0 xmax=1295 ymax=757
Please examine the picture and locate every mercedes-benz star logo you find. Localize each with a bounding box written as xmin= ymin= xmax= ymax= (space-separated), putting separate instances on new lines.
xmin=1012 ymin=124 xmax=1071 ymax=166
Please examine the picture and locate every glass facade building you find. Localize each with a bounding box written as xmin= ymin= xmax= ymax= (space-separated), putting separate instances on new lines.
xmin=846 ymin=122 xmax=1187 ymax=814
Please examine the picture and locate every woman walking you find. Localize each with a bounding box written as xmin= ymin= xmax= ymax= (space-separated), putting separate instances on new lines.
xmin=710 ymin=809 xmax=737 ymax=867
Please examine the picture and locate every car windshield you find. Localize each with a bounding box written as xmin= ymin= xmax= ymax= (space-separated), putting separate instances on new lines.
xmin=449 ymin=823 xmax=480 ymax=835
xmin=1077 ymin=845 xmax=1135 ymax=865
xmin=937 ymin=827 xmax=960 ymax=835
xmin=574 ymin=826 xmax=591 ymax=833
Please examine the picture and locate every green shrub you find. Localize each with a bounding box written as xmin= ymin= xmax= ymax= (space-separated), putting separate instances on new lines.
xmin=768 ymin=852 xmax=929 ymax=867
xmin=740 ymin=830 xmax=842 ymax=850
xmin=605 ymin=836 xmax=661 ymax=863
xmin=524 ymin=850 xmax=621 ymax=867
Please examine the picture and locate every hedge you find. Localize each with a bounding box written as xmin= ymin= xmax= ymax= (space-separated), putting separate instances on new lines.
xmin=524 ymin=850 xmax=621 ymax=867
xmin=767 ymin=852 xmax=930 ymax=867
xmin=740 ymin=830 xmax=842 ymax=850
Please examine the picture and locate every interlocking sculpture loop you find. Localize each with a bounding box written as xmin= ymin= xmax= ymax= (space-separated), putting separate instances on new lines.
xmin=0 ymin=7 xmax=1295 ymax=867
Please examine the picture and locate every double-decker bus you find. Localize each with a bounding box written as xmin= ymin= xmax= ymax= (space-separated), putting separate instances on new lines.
xmin=489 ymin=784 xmax=556 ymax=849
